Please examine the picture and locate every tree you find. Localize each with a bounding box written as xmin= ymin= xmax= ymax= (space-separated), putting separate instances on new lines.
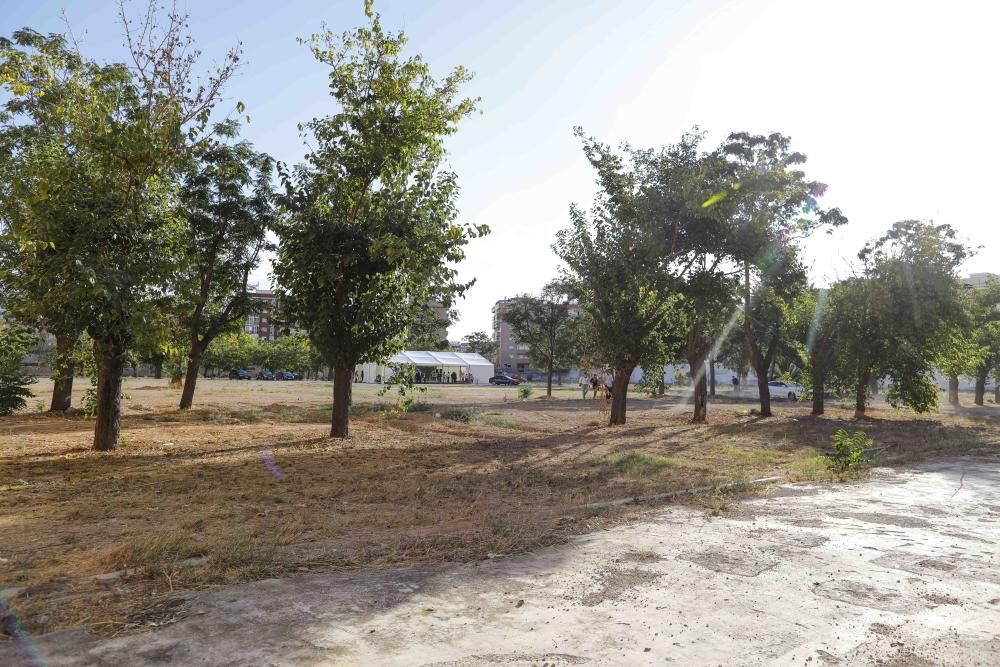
xmin=203 ymin=331 xmax=260 ymax=374
xmin=554 ymin=132 xmax=686 ymax=425
xmin=176 ymin=127 xmax=275 ymax=409
xmin=273 ymin=4 xmax=486 ymax=438
xmin=714 ymin=132 xmax=847 ymax=417
xmin=967 ymin=278 xmax=1000 ymax=405
xmin=261 ymin=333 xmax=314 ymax=374
xmin=0 ymin=30 xmax=93 ymax=412
xmin=0 ymin=320 xmax=34 ymax=415
xmin=461 ymin=330 xmax=497 ymax=361
xmin=502 ymin=282 xmax=579 ymax=397
xmin=0 ymin=4 xmax=240 ymax=450
xmin=936 ymin=331 xmax=981 ymax=407
xmin=405 ymin=302 xmax=453 ymax=351
xmin=838 ymin=221 xmax=969 ymax=418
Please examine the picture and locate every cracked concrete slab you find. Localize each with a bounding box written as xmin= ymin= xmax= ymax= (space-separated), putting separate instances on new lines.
xmin=3 ymin=460 xmax=999 ymax=666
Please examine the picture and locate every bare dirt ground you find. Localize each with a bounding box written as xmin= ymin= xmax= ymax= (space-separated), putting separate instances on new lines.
xmin=4 ymin=461 xmax=998 ymax=666
xmin=1 ymin=378 xmax=998 ymax=663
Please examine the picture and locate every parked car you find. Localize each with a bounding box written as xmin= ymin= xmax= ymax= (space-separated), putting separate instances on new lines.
xmin=256 ymin=369 xmax=275 ymax=381
xmin=488 ymin=374 xmax=520 ymax=386
xmin=767 ymin=380 xmax=804 ymax=401
xmin=275 ymin=370 xmax=298 ymax=381
xmin=229 ymin=369 xmax=252 ymax=380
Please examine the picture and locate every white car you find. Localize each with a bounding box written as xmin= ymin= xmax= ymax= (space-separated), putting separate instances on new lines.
xmin=767 ymin=380 xmax=804 ymax=401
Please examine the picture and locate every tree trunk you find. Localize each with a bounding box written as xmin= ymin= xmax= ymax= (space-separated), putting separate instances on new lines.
xmin=687 ymin=327 xmax=709 ymax=423
xmin=331 ymin=362 xmax=353 ymax=438
xmin=709 ymin=356 xmax=716 ymax=397
xmin=179 ymin=342 xmax=204 ymax=410
xmin=93 ymin=335 xmax=128 ymax=451
xmin=743 ymin=261 xmax=773 ymax=418
xmin=754 ymin=369 xmax=772 ymax=417
xmin=854 ymin=375 xmax=869 ymax=419
xmin=608 ymin=366 xmax=632 ymax=425
xmin=811 ymin=367 xmax=825 ymax=416
xmin=50 ymin=332 xmax=76 ymax=412
xmin=948 ymin=375 xmax=960 ymax=407
xmin=546 ymin=356 xmax=553 ymax=397
xmin=974 ymin=371 xmax=987 ymax=406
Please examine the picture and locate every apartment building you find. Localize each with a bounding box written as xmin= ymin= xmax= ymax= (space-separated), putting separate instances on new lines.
xmin=491 ymin=297 xmax=531 ymax=373
xmin=245 ymin=286 xmax=279 ymax=341
xmin=963 ymin=272 xmax=999 ymax=290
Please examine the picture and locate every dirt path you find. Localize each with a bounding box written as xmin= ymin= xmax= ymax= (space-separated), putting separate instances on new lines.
xmin=5 ymin=460 xmax=999 ymax=666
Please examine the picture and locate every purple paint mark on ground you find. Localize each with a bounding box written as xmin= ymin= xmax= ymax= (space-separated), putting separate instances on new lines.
xmin=261 ymin=447 xmax=287 ymax=479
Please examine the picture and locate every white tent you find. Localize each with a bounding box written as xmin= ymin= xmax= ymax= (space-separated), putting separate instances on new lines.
xmin=357 ymin=351 xmax=494 ymax=385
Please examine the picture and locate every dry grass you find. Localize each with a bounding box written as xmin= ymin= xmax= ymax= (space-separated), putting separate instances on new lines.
xmin=1 ymin=379 xmax=998 ymax=639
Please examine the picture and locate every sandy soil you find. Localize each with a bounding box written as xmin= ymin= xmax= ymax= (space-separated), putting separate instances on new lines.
xmin=4 ymin=460 xmax=997 ymax=666
xmin=1 ymin=378 xmax=998 ymax=650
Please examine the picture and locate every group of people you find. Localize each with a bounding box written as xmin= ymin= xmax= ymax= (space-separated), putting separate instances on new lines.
xmin=579 ymin=372 xmax=613 ymax=400
xmin=415 ymin=369 xmax=468 ymax=384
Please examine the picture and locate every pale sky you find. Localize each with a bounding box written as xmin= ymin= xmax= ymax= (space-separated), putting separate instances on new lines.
xmin=4 ymin=0 xmax=997 ymax=338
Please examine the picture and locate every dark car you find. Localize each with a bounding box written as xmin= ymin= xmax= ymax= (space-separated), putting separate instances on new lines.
xmin=256 ymin=369 xmax=275 ymax=381
xmin=275 ymin=370 xmax=298 ymax=381
xmin=229 ymin=369 xmax=252 ymax=380
xmin=488 ymin=374 xmax=520 ymax=386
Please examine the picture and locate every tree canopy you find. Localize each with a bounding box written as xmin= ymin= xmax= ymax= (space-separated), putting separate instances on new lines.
xmin=273 ymin=4 xmax=486 ymax=437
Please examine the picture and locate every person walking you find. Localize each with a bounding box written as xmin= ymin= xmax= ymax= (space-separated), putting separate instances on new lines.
xmin=579 ymin=373 xmax=589 ymax=399
xmin=732 ymin=374 xmax=740 ymax=397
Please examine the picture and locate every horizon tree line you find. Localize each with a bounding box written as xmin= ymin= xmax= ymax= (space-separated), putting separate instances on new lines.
xmin=1 ymin=0 xmax=997 ymax=442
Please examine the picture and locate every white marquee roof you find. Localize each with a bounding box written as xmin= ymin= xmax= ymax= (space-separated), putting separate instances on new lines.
xmin=385 ymin=350 xmax=492 ymax=367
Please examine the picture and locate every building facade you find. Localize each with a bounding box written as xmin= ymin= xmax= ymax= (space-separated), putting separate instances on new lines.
xmin=491 ymin=297 xmax=532 ymax=374
xmin=245 ymin=286 xmax=279 ymax=341
xmin=963 ymin=272 xmax=999 ymax=291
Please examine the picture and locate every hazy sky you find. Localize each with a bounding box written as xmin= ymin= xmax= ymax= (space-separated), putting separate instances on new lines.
xmin=4 ymin=0 xmax=997 ymax=338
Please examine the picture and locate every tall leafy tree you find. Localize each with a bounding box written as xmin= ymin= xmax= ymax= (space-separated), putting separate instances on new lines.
xmin=0 ymin=5 xmax=239 ymax=449
xmin=0 ymin=30 xmax=92 ymax=412
xmin=555 ymin=132 xmax=688 ymax=425
xmin=274 ymin=3 xmax=486 ymax=438
xmin=502 ymin=282 xmax=579 ymax=397
xmin=714 ymin=132 xmax=846 ymax=417
xmin=839 ymin=221 xmax=969 ymax=417
xmin=176 ymin=126 xmax=275 ymax=409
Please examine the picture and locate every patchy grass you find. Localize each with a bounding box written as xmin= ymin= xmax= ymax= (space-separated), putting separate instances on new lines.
xmin=441 ymin=406 xmax=475 ymax=423
xmin=1 ymin=378 xmax=997 ymax=639
xmin=606 ymin=451 xmax=685 ymax=476
xmin=472 ymin=413 xmax=521 ymax=430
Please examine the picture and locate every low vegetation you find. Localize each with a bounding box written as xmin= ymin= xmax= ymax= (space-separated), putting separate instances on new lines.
xmin=2 ymin=379 xmax=997 ymax=639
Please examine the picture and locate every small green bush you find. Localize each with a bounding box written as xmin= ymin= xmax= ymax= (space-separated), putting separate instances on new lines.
xmin=0 ymin=325 xmax=35 ymax=415
xmin=518 ymin=386 xmax=533 ymax=400
xmin=442 ymin=407 xmax=474 ymax=423
xmin=826 ymin=428 xmax=876 ymax=472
